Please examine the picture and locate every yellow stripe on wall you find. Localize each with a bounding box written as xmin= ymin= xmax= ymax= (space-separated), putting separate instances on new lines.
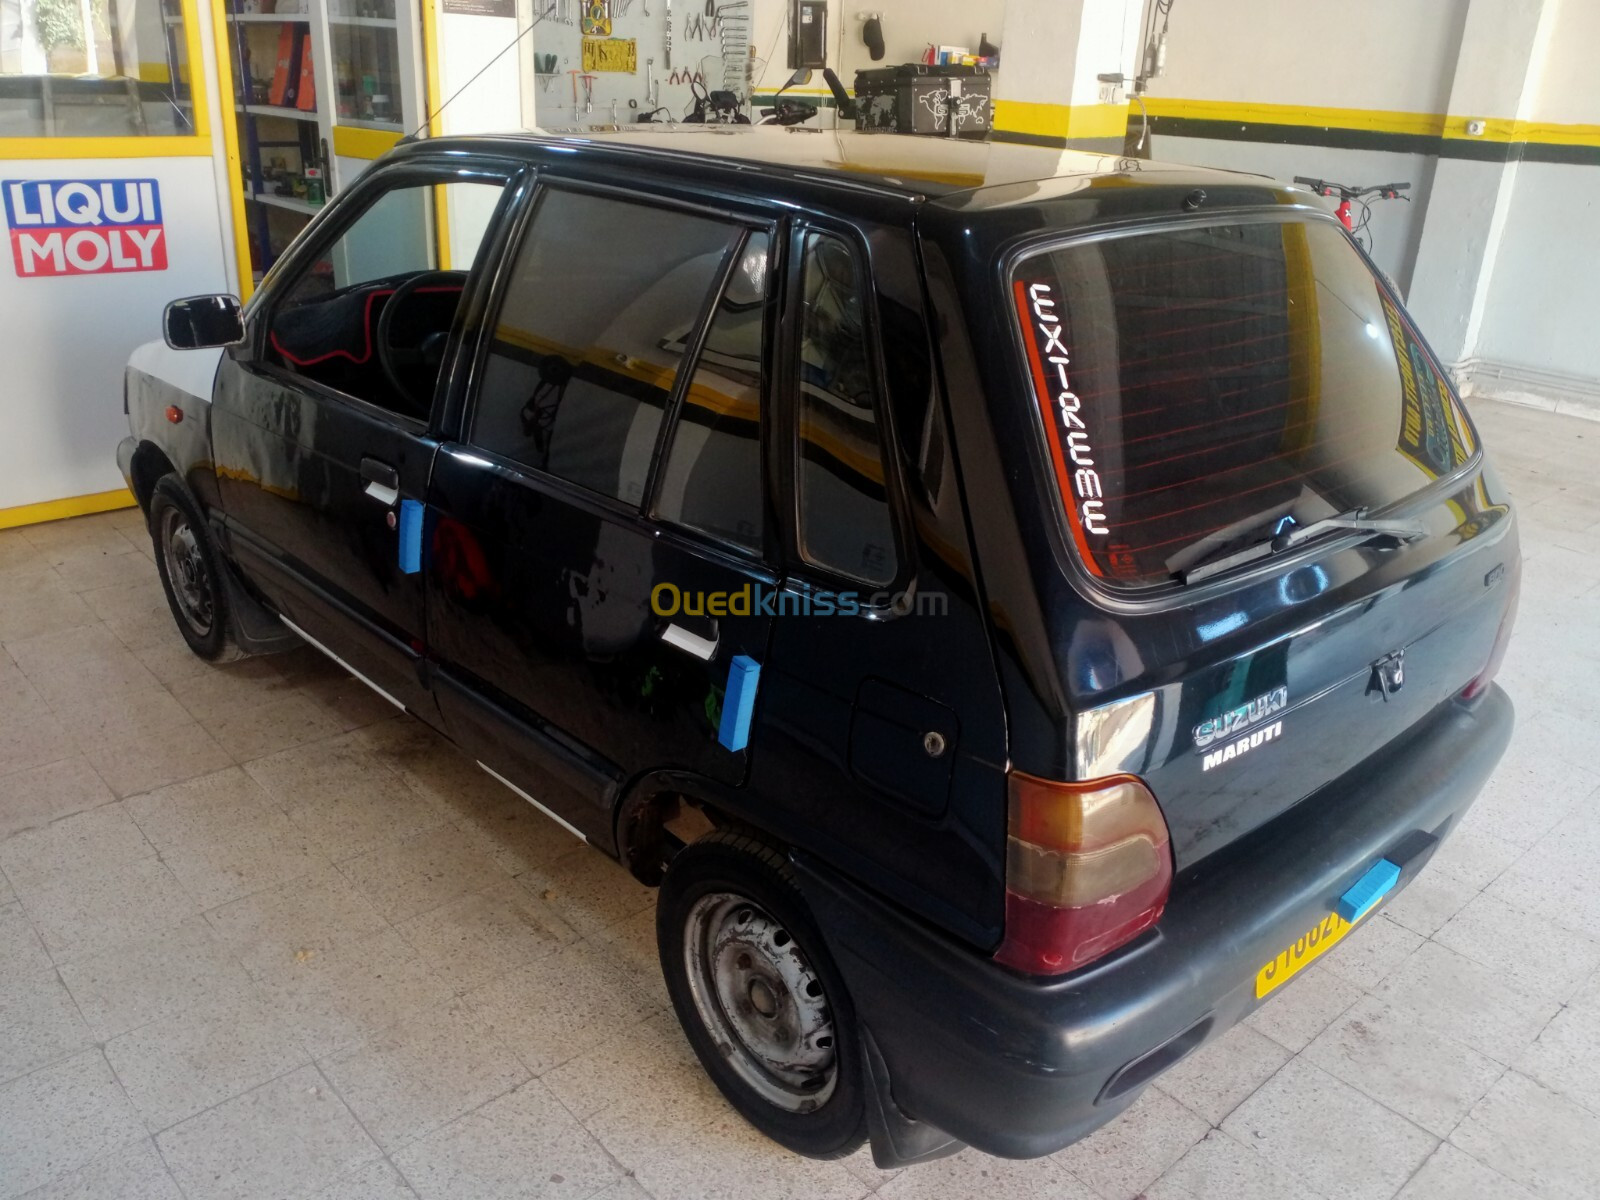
xmin=0 ymin=488 xmax=137 ymax=531
xmin=1142 ymin=97 xmax=1447 ymax=138
xmin=994 ymin=100 xmax=1130 ymax=141
xmin=1144 ymin=97 xmax=1600 ymax=149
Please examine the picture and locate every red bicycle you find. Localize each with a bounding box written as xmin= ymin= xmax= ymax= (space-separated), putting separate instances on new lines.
xmin=1293 ymin=178 xmax=1410 ymax=250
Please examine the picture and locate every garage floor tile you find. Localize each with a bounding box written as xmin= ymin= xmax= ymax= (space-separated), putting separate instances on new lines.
xmin=155 ymin=1064 xmax=382 ymax=1200
xmin=1220 ymin=1058 xmax=1436 ymax=1200
xmin=0 ymin=398 xmax=1596 ymax=1198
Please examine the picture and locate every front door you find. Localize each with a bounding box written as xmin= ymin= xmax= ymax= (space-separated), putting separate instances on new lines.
xmin=425 ymin=180 xmax=779 ymax=844
xmin=212 ymin=165 xmax=514 ymax=714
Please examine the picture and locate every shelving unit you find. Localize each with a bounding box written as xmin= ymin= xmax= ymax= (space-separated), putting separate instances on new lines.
xmin=224 ymin=0 xmax=424 ymax=281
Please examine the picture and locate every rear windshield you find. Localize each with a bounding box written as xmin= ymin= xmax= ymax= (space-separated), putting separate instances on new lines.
xmin=1011 ymin=219 xmax=1477 ymax=588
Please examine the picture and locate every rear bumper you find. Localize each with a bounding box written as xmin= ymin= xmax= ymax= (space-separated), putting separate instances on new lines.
xmin=795 ymin=686 xmax=1513 ymax=1162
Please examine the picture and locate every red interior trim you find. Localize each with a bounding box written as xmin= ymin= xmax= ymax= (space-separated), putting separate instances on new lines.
xmin=269 ymin=285 xmax=463 ymax=368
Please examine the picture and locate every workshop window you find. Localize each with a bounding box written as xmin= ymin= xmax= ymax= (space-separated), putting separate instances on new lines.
xmin=0 ymin=0 xmax=199 ymax=138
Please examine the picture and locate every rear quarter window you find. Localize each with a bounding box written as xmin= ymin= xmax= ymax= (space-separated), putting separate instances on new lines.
xmin=1012 ymin=219 xmax=1477 ymax=588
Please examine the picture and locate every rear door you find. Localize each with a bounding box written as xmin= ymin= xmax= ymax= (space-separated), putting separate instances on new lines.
xmin=213 ymin=163 xmax=515 ymax=714
xmin=1005 ymin=213 xmax=1518 ymax=866
xmin=424 ymin=180 xmax=781 ymax=844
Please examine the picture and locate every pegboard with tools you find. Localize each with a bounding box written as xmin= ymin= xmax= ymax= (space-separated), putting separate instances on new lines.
xmin=531 ymin=0 xmax=756 ymax=128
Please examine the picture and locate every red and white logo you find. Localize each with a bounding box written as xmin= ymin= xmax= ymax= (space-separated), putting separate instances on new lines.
xmin=3 ymin=178 xmax=167 ymax=278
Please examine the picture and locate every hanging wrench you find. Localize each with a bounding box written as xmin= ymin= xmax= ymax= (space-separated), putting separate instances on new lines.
xmin=644 ymin=57 xmax=654 ymax=102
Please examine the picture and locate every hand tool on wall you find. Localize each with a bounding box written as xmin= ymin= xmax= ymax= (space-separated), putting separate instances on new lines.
xmin=644 ymin=57 xmax=654 ymax=101
xmin=665 ymin=0 xmax=673 ymax=69
xmin=581 ymin=73 xmax=596 ymax=113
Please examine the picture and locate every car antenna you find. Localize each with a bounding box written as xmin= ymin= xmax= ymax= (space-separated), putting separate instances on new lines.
xmin=406 ymin=3 xmax=556 ymax=142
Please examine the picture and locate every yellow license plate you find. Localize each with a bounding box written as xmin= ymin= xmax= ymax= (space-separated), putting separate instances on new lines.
xmin=1255 ymin=911 xmax=1357 ymax=999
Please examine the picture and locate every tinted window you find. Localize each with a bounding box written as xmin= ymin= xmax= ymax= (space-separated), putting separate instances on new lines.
xmin=652 ymin=232 xmax=771 ymax=552
xmin=470 ymin=188 xmax=737 ymax=505
xmin=1013 ymin=220 xmax=1477 ymax=588
xmin=267 ymin=180 xmax=502 ymax=419
xmin=795 ymin=231 xmax=897 ymax=586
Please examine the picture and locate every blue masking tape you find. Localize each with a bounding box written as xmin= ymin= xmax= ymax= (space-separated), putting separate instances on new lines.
xmin=1336 ymin=858 xmax=1401 ymax=924
xmin=717 ymin=654 xmax=761 ymax=752
xmin=398 ymin=498 xmax=424 ymax=575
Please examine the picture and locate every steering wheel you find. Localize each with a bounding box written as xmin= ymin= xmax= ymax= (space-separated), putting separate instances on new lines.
xmin=376 ymin=269 xmax=468 ymax=415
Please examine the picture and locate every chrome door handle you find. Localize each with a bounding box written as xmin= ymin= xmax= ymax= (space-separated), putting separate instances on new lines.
xmin=660 ymin=621 xmax=718 ymax=661
xmin=361 ymin=457 xmax=399 ymax=506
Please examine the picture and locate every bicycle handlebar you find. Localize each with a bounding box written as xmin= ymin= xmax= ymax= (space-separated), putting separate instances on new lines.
xmin=1292 ymin=177 xmax=1412 ymax=200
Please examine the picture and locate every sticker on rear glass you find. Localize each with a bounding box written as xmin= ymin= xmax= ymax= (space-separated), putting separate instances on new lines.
xmin=1014 ymin=280 xmax=1108 ymax=560
xmin=1194 ymin=685 xmax=1287 ymax=771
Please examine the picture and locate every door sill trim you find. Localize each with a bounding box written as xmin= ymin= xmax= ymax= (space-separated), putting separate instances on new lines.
xmin=479 ymin=762 xmax=591 ymax=845
xmin=278 ymin=615 xmax=407 ymax=712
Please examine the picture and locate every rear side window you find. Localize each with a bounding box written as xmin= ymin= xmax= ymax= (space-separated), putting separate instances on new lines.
xmin=795 ymin=230 xmax=898 ymax=586
xmin=469 ymin=188 xmax=737 ymax=505
xmin=1012 ymin=220 xmax=1477 ymax=588
xmin=652 ymin=231 xmax=771 ymax=553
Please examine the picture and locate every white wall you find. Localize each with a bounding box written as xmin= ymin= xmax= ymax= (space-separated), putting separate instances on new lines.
xmin=1149 ymin=0 xmax=1469 ymax=115
xmin=1468 ymin=0 xmax=1600 ymax=387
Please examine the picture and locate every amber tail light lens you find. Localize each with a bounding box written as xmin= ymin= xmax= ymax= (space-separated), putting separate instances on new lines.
xmin=995 ymin=772 xmax=1173 ymax=975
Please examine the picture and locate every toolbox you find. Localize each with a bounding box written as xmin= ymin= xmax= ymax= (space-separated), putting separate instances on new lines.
xmin=853 ymin=63 xmax=992 ymax=138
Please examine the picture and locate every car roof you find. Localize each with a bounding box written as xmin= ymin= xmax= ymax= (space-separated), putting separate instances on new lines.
xmin=405 ymin=125 xmax=1283 ymax=209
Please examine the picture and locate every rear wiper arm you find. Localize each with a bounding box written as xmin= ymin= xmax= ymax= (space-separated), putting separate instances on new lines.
xmin=1179 ymin=510 xmax=1428 ymax=585
xmin=1272 ymin=511 xmax=1428 ymax=550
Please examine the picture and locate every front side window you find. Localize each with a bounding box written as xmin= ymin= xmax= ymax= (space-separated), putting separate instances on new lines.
xmin=265 ymin=177 xmax=503 ymax=419
xmin=795 ymin=230 xmax=898 ymax=587
xmin=1012 ymin=219 xmax=1478 ymax=588
xmin=469 ymin=187 xmax=738 ymax=506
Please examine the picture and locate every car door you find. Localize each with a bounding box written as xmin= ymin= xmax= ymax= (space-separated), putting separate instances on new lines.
xmin=211 ymin=162 xmax=518 ymax=716
xmin=747 ymin=221 xmax=1012 ymax=948
xmin=424 ymin=179 xmax=780 ymax=847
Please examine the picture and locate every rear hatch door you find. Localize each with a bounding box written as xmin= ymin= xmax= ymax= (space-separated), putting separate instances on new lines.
xmin=1007 ymin=213 xmax=1519 ymax=867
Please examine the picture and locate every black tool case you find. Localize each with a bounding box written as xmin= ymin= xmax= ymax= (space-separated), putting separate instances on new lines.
xmin=853 ymin=63 xmax=992 ymax=137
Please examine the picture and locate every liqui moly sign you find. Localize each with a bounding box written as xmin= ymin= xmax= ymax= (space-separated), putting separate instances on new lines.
xmin=3 ymin=179 xmax=167 ymax=278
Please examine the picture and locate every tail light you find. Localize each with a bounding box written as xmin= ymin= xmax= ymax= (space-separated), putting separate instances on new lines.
xmin=1462 ymin=559 xmax=1520 ymax=700
xmin=995 ymin=772 xmax=1173 ymax=974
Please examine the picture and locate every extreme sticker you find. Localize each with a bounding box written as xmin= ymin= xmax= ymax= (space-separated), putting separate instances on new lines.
xmin=1013 ymin=278 xmax=1107 ymax=573
xmin=3 ymin=178 xmax=167 ymax=278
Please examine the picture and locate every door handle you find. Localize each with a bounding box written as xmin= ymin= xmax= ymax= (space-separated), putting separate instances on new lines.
xmin=361 ymin=457 xmax=400 ymax=506
xmin=660 ymin=621 xmax=719 ymax=661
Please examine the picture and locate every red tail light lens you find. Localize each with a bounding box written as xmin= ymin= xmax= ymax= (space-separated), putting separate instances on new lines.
xmin=995 ymin=772 xmax=1173 ymax=975
xmin=1462 ymin=559 xmax=1520 ymax=700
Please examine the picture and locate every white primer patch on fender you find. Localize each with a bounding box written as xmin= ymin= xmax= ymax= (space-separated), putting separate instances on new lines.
xmin=127 ymin=339 xmax=222 ymax=406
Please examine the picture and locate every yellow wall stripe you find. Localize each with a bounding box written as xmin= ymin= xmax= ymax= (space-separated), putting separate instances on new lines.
xmin=333 ymin=125 xmax=403 ymax=161
xmin=1144 ymin=97 xmax=1600 ymax=149
xmin=0 ymin=488 xmax=137 ymax=531
xmin=994 ymin=100 xmax=1130 ymax=141
xmin=210 ymin=0 xmax=255 ymax=301
xmin=421 ymin=0 xmax=452 ymax=271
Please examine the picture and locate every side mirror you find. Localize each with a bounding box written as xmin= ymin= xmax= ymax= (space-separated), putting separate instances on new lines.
xmin=163 ymin=294 xmax=244 ymax=350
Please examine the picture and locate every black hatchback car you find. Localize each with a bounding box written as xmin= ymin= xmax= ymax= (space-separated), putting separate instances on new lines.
xmin=120 ymin=128 xmax=1517 ymax=1167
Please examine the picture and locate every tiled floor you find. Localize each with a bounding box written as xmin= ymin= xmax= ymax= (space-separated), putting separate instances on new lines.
xmin=0 ymin=396 xmax=1597 ymax=1200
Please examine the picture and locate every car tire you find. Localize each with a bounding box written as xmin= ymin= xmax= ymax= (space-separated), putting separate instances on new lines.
xmin=148 ymin=475 xmax=245 ymax=663
xmin=658 ymin=829 xmax=867 ymax=1160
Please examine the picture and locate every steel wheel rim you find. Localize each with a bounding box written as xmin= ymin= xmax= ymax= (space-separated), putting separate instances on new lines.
xmin=160 ymin=506 xmax=214 ymax=637
xmin=683 ymin=891 xmax=839 ymax=1112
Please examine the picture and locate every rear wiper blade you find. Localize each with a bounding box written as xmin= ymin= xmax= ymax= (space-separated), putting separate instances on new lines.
xmin=1178 ymin=510 xmax=1428 ymax=585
